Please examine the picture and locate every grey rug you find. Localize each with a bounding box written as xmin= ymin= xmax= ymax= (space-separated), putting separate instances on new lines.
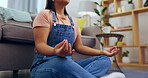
xmin=122 ymin=70 xmax=148 ymax=78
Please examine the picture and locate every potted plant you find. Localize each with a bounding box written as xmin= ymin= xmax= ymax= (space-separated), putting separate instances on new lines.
xmin=94 ymin=0 xmax=113 ymax=33
xmin=125 ymin=0 xmax=134 ymax=11
xmin=122 ymin=50 xmax=130 ymax=63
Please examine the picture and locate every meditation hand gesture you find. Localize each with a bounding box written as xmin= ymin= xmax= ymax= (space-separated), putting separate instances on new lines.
xmin=54 ymin=40 xmax=75 ymax=57
xmin=102 ymin=46 xmax=119 ymax=57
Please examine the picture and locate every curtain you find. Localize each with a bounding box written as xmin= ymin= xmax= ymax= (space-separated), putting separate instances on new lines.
xmin=7 ymin=0 xmax=37 ymax=14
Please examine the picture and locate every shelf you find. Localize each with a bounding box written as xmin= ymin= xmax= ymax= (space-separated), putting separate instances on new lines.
xmin=110 ymin=7 xmax=148 ymax=18
xmin=105 ymin=45 xmax=148 ymax=47
xmin=111 ymin=27 xmax=132 ymax=32
xmin=140 ymin=45 xmax=148 ymax=47
xmin=116 ymin=45 xmax=139 ymax=47
xmin=106 ymin=45 xmax=139 ymax=47
xmin=110 ymin=11 xmax=132 ymax=17
xmin=103 ymin=0 xmax=147 ymax=67
xmin=103 ymin=0 xmax=113 ymax=3
xmin=133 ymin=7 xmax=148 ymax=13
xmin=117 ymin=63 xmax=148 ymax=67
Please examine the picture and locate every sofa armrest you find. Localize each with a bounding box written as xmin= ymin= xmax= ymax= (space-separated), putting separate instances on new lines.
xmin=81 ymin=26 xmax=101 ymax=37
xmin=81 ymin=36 xmax=96 ymax=48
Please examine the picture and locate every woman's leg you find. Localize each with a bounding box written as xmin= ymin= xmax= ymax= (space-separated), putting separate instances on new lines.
xmin=31 ymin=56 xmax=96 ymax=78
xmin=75 ymin=56 xmax=112 ymax=77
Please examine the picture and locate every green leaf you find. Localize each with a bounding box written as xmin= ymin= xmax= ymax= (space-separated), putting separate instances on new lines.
xmin=104 ymin=15 xmax=112 ymax=18
xmin=104 ymin=20 xmax=109 ymax=22
xmin=122 ymin=50 xmax=130 ymax=57
xmin=100 ymin=1 xmax=103 ymax=7
xmin=97 ymin=20 xmax=101 ymax=22
xmin=94 ymin=23 xmax=98 ymax=26
xmin=102 ymin=7 xmax=107 ymax=15
xmin=94 ymin=8 xmax=101 ymax=16
xmin=94 ymin=2 xmax=100 ymax=6
xmin=94 ymin=2 xmax=102 ymax=7
xmin=105 ymin=23 xmax=112 ymax=26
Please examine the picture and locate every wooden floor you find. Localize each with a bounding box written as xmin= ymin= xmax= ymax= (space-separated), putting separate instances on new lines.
xmin=0 ymin=70 xmax=30 ymax=78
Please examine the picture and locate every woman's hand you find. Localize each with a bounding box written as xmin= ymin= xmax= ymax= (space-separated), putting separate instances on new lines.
xmin=102 ymin=46 xmax=119 ymax=57
xmin=54 ymin=40 xmax=75 ymax=57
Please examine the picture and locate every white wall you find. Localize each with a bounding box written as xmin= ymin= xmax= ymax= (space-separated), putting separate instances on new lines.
xmin=37 ymin=0 xmax=46 ymax=13
xmin=0 ymin=0 xmax=8 ymax=8
xmin=67 ymin=0 xmax=99 ymax=27
xmin=36 ymin=0 xmax=99 ymax=18
xmin=67 ymin=0 xmax=99 ymax=17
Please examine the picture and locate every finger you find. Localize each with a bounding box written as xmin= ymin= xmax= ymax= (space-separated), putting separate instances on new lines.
xmin=62 ymin=40 xmax=68 ymax=52
xmin=65 ymin=40 xmax=69 ymax=52
xmin=56 ymin=39 xmax=66 ymax=48
xmin=64 ymin=43 xmax=72 ymax=56
xmin=114 ymin=49 xmax=119 ymax=54
xmin=110 ymin=46 xmax=117 ymax=51
xmin=60 ymin=41 xmax=69 ymax=56
xmin=110 ymin=49 xmax=118 ymax=56
xmin=68 ymin=43 xmax=72 ymax=53
xmin=69 ymin=49 xmax=75 ymax=56
xmin=58 ymin=41 xmax=66 ymax=51
xmin=65 ymin=43 xmax=73 ymax=56
xmin=108 ymin=52 xmax=117 ymax=57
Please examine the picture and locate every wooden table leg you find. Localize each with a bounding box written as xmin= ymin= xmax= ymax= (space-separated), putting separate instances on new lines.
xmin=104 ymin=37 xmax=109 ymax=46
xmin=116 ymin=47 xmax=122 ymax=63
xmin=139 ymin=47 xmax=145 ymax=64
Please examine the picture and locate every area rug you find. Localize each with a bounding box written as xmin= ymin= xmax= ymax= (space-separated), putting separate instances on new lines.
xmin=122 ymin=70 xmax=148 ymax=78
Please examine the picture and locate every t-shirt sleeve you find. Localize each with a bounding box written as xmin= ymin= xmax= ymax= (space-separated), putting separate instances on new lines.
xmin=33 ymin=10 xmax=51 ymax=28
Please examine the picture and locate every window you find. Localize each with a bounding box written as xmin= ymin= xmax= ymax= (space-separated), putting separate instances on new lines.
xmin=0 ymin=0 xmax=8 ymax=8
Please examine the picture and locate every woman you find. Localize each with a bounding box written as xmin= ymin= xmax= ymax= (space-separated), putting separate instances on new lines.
xmin=30 ymin=0 xmax=119 ymax=78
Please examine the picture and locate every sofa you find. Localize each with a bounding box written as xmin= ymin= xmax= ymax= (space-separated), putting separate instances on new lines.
xmin=0 ymin=17 xmax=35 ymax=72
xmin=0 ymin=16 xmax=101 ymax=72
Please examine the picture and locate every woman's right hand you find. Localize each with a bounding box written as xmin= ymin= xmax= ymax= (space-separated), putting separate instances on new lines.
xmin=54 ymin=40 xmax=75 ymax=57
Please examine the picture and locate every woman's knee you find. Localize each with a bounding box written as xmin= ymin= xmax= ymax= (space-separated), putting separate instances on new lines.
xmin=96 ymin=56 xmax=112 ymax=68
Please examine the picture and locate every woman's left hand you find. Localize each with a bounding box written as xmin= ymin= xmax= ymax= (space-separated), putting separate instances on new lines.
xmin=102 ymin=46 xmax=119 ymax=57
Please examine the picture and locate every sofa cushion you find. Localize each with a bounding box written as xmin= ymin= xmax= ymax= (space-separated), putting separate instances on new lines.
xmin=5 ymin=20 xmax=32 ymax=27
xmin=81 ymin=36 xmax=96 ymax=48
xmin=2 ymin=22 xmax=34 ymax=44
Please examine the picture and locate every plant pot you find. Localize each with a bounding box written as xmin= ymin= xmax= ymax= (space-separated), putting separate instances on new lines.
xmin=144 ymin=0 xmax=148 ymax=7
xmin=125 ymin=3 xmax=134 ymax=11
xmin=122 ymin=57 xmax=130 ymax=63
xmin=102 ymin=27 xmax=111 ymax=33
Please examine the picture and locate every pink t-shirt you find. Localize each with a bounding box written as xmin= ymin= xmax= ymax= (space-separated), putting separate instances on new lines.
xmin=33 ymin=10 xmax=81 ymax=41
